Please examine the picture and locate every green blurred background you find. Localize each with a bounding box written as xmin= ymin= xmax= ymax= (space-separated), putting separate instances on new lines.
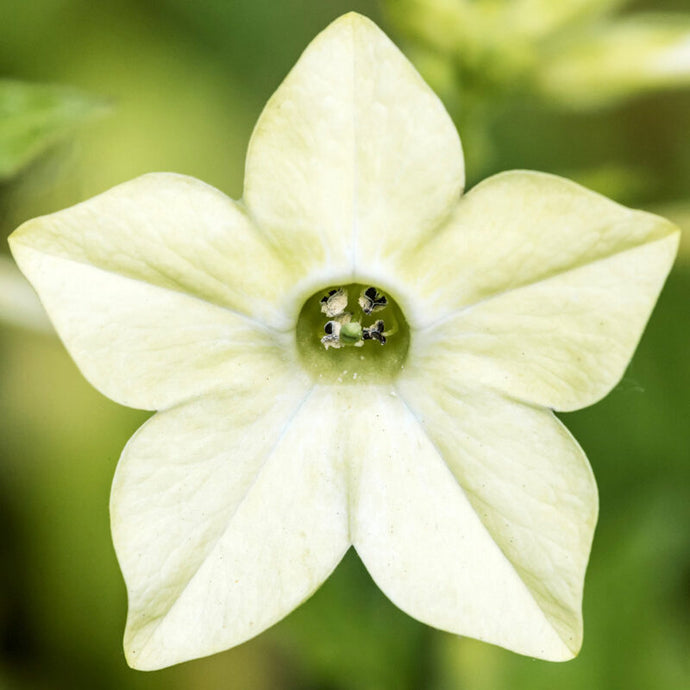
xmin=0 ymin=1 xmax=688 ymax=688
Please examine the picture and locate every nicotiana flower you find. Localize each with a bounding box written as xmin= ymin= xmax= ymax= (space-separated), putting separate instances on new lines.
xmin=8 ymin=13 xmax=679 ymax=671
xmin=385 ymin=0 xmax=690 ymax=109
xmin=383 ymin=0 xmax=690 ymax=182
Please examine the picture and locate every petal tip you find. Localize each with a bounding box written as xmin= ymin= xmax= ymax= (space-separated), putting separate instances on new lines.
xmin=317 ymin=11 xmax=404 ymax=56
xmin=326 ymin=10 xmax=379 ymax=30
xmin=123 ymin=621 xmax=183 ymax=672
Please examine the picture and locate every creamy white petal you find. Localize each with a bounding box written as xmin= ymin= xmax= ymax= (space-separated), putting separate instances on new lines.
xmin=348 ymin=384 xmax=596 ymax=661
xmin=403 ymin=171 xmax=679 ymax=325
xmin=10 ymin=173 xmax=295 ymax=329
xmin=8 ymin=174 xmax=301 ymax=409
xmin=244 ymin=12 xmax=463 ymax=281
xmin=112 ymin=381 xmax=350 ymax=670
xmin=403 ymin=171 xmax=679 ymax=410
xmin=7 ymin=244 xmax=292 ymax=410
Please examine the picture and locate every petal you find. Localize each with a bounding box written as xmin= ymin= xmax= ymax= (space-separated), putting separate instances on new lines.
xmin=10 ymin=173 xmax=294 ymax=329
xmin=111 ymin=381 xmax=349 ymax=670
xmin=9 ymin=174 xmax=296 ymax=409
xmin=349 ymin=383 xmax=596 ymax=661
xmin=7 ymin=245 xmax=291 ymax=410
xmin=405 ymin=171 xmax=679 ymax=410
xmin=244 ymin=13 xmax=463 ymax=279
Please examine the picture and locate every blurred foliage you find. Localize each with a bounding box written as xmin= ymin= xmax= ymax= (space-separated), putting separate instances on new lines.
xmin=383 ymin=0 xmax=690 ymax=108
xmin=382 ymin=0 xmax=690 ymax=192
xmin=0 ymin=255 xmax=51 ymax=333
xmin=0 ymin=80 xmax=107 ymax=181
xmin=659 ymin=201 xmax=690 ymax=260
xmin=0 ymin=1 xmax=688 ymax=689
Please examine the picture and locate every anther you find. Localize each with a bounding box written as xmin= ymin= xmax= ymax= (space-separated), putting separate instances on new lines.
xmin=320 ymin=288 xmax=348 ymax=317
xmin=359 ymin=287 xmax=387 ymax=314
xmin=321 ymin=320 xmax=343 ymax=349
xmin=362 ymin=319 xmax=387 ymax=345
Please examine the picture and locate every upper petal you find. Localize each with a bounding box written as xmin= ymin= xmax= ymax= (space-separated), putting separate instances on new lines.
xmin=112 ymin=381 xmax=350 ymax=670
xmin=402 ymin=171 xmax=679 ymax=410
xmin=348 ymin=383 xmax=596 ymax=661
xmin=244 ymin=13 xmax=464 ymax=281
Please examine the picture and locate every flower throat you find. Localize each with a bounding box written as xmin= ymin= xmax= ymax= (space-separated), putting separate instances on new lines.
xmin=295 ymin=283 xmax=410 ymax=384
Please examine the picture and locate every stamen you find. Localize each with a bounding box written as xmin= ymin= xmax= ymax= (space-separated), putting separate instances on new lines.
xmin=297 ymin=282 xmax=409 ymax=382
xmin=362 ymin=319 xmax=387 ymax=345
xmin=316 ymin=285 xmax=394 ymax=350
xmin=321 ymin=311 xmax=364 ymax=348
xmin=358 ymin=287 xmax=387 ymax=314
xmin=321 ymin=320 xmax=343 ymax=349
xmin=320 ymin=288 xmax=348 ymax=317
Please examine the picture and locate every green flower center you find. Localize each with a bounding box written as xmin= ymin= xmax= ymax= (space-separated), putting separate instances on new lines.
xmin=295 ymin=283 xmax=410 ymax=384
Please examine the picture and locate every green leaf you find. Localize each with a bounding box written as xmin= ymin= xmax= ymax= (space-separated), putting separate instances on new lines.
xmin=0 ymin=80 xmax=107 ymax=180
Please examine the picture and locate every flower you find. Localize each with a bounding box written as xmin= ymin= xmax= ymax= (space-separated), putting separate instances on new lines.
xmin=8 ymin=12 xmax=679 ymax=671
xmin=385 ymin=0 xmax=690 ymax=109
xmin=383 ymin=0 xmax=690 ymax=182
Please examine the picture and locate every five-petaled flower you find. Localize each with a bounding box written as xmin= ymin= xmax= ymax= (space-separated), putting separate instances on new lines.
xmin=9 ymin=13 xmax=679 ymax=671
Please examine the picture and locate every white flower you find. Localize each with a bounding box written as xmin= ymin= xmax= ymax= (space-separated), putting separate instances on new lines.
xmin=386 ymin=0 xmax=690 ymax=109
xmin=8 ymin=13 xmax=679 ymax=671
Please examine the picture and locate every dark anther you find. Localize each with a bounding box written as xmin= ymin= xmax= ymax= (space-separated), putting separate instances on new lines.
xmin=359 ymin=287 xmax=388 ymax=315
xmin=363 ymin=320 xmax=386 ymax=345
xmin=320 ymin=289 xmax=338 ymax=303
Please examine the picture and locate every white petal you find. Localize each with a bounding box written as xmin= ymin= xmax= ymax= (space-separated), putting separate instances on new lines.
xmin=8 ymin=245 xmax=291 ymax=409
xmin=112 ymin=381 xmax=349 ymax=670
xmin=244 ymin=13 xmax=463 ymax=280
xmin=405 ymin=171 xmax=679 ymax=410
xmin=9 ymin=174 xmax=297 ymax=409
xmin=10 ymin=173 xmax=295 ymax=329
xmin=348 ymin=383 xmax=596 ymax=661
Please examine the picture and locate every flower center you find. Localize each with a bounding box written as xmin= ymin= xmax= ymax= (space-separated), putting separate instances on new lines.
xmin=295 ymin=283 xmax=410 ymax=384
